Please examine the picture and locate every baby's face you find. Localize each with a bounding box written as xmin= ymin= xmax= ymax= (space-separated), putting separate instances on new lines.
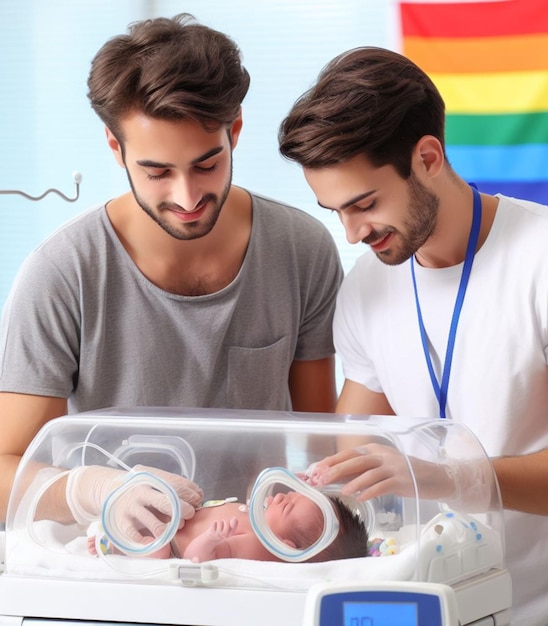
xmin=263 ymin=491 xmax=323 ymax=547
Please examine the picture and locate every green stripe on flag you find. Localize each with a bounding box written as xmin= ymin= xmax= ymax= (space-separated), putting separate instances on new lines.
xmin=446 ymin=111 xmax=548 ymax=146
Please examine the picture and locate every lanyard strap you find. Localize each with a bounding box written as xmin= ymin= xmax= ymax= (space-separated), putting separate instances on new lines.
xmin=410 ymin=185 xmax=482 ymax=419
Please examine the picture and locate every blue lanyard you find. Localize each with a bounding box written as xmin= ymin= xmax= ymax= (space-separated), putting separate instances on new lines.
xmin=410 ymin=185 xmax=482 ymax=419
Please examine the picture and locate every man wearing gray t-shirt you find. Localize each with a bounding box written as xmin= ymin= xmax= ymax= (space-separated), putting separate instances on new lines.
xmin=0 ymin=15 xmax=342 ymax=533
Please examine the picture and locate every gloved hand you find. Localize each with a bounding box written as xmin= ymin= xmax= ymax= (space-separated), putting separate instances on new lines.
xmin=66 ymin=465 xmax=203 ymax=545
xmin=302 ymin=444 xmax=454 ymax=502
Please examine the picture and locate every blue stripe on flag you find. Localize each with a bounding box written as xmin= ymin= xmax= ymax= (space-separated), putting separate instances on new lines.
xmin=447 ymin=144 xmax=548 ymax=181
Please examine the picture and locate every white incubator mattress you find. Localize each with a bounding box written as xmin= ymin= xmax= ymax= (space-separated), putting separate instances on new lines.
xmin=4 ymin=509 xmax=504 ymax=592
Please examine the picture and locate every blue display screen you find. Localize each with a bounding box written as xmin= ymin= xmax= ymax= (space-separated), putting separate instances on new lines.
xmin=344 ymin=601 xmax=418 ymax=625
xmin=319 ymin=590 xmax=442 ymax=626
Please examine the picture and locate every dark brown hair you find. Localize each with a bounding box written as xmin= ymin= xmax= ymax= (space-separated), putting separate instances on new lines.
xmin=87 ymin=13 xmax=250 ymax=139
xmin=302 ymin=496 xmax=369 ymax=563
xmin=279 ymin=47 xmax=446 ymax=178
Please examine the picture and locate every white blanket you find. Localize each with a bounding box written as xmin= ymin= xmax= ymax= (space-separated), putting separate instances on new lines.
xmin=3 ymin=511 xmax=503 ymax=591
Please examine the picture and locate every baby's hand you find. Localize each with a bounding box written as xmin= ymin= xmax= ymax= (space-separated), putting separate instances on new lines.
xmin=184 ymin=517 xmax=239 ymax=562
xmin=206 ymin=517 xmax=239 ymax=543
xmin=300 ymin=461 xmax=330 ymax=486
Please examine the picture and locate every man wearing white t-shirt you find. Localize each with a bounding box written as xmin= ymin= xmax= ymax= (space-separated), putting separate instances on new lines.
xmin=280 ymin=46 xmax=548 ymax=626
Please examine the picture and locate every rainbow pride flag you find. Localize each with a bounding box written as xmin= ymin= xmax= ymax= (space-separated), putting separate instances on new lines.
xmin=399 ymin=0 xmax=548 ymax=203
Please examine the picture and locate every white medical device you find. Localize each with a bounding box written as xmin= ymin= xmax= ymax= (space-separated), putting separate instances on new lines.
xmin=303 ymin=581 xmax=460 ymax=626
xmin=0 ymin=408 xmax=512 ymax=626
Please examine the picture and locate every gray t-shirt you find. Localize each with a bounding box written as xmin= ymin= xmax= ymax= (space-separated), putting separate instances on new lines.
xmin=0 ymin=191 xmax=342 ymax=414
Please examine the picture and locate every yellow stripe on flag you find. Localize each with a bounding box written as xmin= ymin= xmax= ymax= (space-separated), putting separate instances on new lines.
xmin=431 ymin=70 xmax=548 ymax=113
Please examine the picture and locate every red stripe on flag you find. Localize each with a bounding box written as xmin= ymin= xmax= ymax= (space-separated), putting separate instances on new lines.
xmin=401 ymin=0 xmax=548 ymax=38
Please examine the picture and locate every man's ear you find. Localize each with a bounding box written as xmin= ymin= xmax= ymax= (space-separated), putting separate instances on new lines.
xmin=228 ymin=109 xmax=243 ymax=150
xmin=105 ymin=126 xmax=125 ymax=168
xmin=282 ymin=538 xmax=297 ymax=549
xmin=412 ymin=135 xmax=444 ymax=179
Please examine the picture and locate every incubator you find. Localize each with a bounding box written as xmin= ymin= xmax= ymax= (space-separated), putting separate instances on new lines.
xmin=0 ymin=408 xmax=511 ymax=626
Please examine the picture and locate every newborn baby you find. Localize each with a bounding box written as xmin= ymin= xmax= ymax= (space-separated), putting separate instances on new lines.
xmin=89 ymin=491 xmax=368 ymax=563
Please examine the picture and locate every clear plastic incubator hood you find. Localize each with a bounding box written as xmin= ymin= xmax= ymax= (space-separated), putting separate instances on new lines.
xmin=0 ymin=408 xmax=511 ymax=626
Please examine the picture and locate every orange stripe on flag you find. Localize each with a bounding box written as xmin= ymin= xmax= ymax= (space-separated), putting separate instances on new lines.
xmin=403 ymin=33 xmax=548 ymax=74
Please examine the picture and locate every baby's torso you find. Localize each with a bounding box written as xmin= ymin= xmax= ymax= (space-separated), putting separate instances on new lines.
xmin=173 ymin=501 xmax=252 ymax=555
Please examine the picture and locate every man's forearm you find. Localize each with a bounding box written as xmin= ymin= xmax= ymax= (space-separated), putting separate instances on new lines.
xmin=0 ymin=454 xmax=21 ymax=521
xmin=0 ymin=456 xmax=74 ymax=524
xmin=492 ymin=449 xmax=548 ymax=514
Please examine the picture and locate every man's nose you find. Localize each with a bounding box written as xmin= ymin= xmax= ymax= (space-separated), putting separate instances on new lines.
xmin=171 ymin=174 xmax=202 ymax=211
xmin=339 ymin=212 xmax=373 ymax=245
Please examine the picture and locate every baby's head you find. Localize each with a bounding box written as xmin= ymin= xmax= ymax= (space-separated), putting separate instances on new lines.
xmin=263 ymin=491 xmax=369 ymax=563
xmin=263 ymin=490 xmax=324 ymax=549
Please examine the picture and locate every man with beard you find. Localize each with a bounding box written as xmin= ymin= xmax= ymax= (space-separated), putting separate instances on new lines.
xmin=0 ymin=15 xmax=343 ymax=531
xmin=279 ymin=47 xmax=548 ymax=626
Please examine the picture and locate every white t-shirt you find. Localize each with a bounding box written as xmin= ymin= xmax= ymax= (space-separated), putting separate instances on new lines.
xmin=334 ymin=195 xmax=548 ymax=626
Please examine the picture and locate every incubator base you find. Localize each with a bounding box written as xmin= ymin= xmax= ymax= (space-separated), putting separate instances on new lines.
xmin=0 ymin=563 xmax=511 ymax=626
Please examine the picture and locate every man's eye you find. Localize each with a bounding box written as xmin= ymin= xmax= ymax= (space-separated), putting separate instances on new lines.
xmin=195 ymin=163 xmax=218 ymax=173
xmin=360 ymin=200 xmax=377 ymax=212
xmin=146 ymin=170 xmax=170 ymax=181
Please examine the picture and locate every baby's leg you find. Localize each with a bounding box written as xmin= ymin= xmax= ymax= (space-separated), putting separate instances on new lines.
xmin=87 ymin=533 xmax=171 ymax=559
xmin=87 ymin=535 xmax=99 ymax=556
xmin=86 ymin=534 xmax=121 ymax=556
xmin=146 ymin=541 xmax=172 ymax=559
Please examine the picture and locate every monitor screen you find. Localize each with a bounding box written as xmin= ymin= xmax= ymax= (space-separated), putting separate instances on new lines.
xmin=344 ymin=601 xmax=418 ymax=626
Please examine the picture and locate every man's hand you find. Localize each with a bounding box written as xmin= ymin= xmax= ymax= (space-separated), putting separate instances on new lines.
xmin=306 ymin=444 xmax=457 ymax=503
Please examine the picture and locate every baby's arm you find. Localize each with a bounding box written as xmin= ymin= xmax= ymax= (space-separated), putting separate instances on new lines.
xmin=183 ymin=517 xmax=239 ymax=563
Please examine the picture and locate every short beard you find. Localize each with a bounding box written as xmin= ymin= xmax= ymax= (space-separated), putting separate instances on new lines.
xmin=374 ymin=173 xmax=439 ymax=266
xmin=125 ymin=155 xmax=232 ymax=242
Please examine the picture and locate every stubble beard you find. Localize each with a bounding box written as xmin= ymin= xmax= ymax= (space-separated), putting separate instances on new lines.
xmin=127 ymin=164 xmax=233 ymax=242
xmin=373 ymin=174 xmax=439 ymax=266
